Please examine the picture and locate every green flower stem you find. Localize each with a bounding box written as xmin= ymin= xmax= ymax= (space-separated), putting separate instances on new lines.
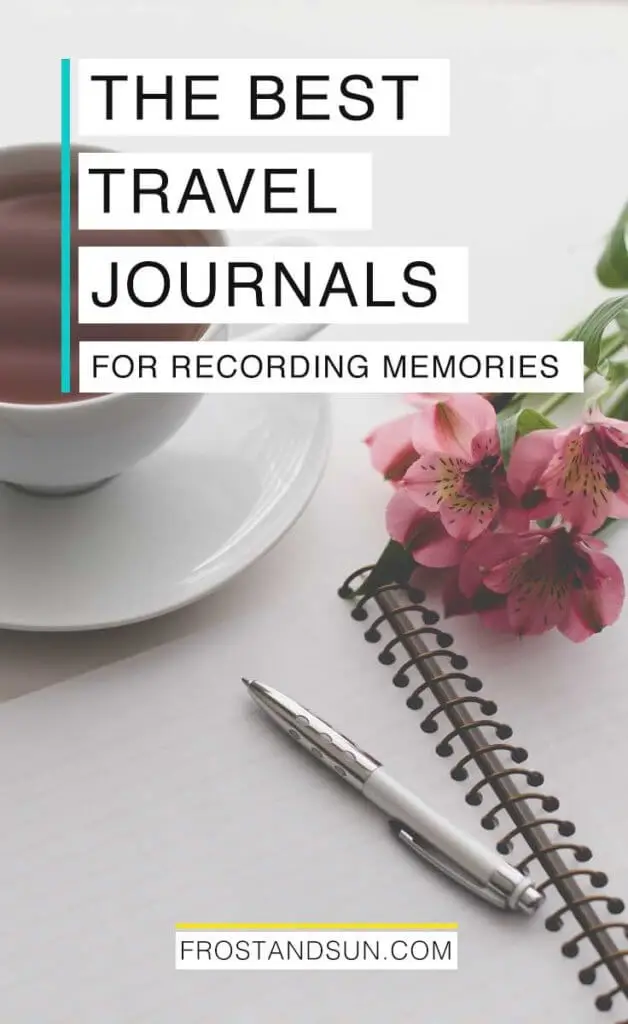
xmin=537 ymin=391 xmax=573 ymax=417
xmin=601 ymin=378 xmax=628 ymax=418
xmin=502 ymin=332 xmax=628 ymax=420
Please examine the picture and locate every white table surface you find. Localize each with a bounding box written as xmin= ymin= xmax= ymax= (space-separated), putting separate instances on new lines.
xmin=1 ymin=5 xmax=628 ymax=1024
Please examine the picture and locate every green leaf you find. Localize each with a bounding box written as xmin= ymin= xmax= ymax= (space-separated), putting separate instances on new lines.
xmin=358 ymin=539 xmax=415 ymax=596
xmin=537 ymin=517 xmax=556 ymax=529
xmin=516 ymin=408 xmax=555 ymax=436
xmin=496 ymin=413 xmax=519 ymax=465
xmin=601 ymin=378 xmax=628 ymax=422
xmin=599 ymin=356 xmax=628 ymax=386
xmin=573 ymin=296 xmax=628 ymax=371
xmin=600 ymin=329 xmax=628 ymax=360
xmin=595 ymin=330 xmax=628 ymax=380
xmin=597 ymin=202 xmax=628 ymax=289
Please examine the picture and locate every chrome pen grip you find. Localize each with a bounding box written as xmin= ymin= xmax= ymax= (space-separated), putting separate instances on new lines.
xmin=244 ymin=679 xmax=380 ymax=789
xmin=287 ymin=713 xmax=380 ymax=788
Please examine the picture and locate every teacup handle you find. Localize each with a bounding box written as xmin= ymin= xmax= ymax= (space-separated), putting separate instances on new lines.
xmin=237 ymin=233 xmax=327 ymax=344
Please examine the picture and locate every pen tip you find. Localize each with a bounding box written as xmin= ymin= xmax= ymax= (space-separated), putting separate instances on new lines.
xmin=241 ymin=677 xmax=252 ymax=688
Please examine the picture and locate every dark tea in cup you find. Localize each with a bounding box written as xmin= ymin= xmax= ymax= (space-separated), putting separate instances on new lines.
xmin=0 ymin=144 xmax=212 ymax=404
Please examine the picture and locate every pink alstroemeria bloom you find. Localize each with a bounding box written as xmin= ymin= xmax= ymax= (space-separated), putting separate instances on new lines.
xmin=365 ymin=394 xmax=497 ymax=483
xmin=365 ymin=414 xmax=418 ymax=482
xmin=401 ymin=403 xmax=528 ymax=541
xmin=508 ymin=409 xmax=628 ymax=533
xmin=386 ymin=490 xmax=466 ymax=567
xmin=458 ymin=527 xmax=625 ymax=642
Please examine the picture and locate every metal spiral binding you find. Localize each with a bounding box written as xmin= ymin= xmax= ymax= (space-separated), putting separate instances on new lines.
xmin=339 ymin=567 xmax=628 ymax=1019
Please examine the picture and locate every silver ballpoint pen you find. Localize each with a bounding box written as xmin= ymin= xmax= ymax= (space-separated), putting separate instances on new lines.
xmin=242 ymin=678 xmax=544 ymax=915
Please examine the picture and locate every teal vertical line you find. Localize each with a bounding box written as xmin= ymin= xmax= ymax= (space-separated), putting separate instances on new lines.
xmin=60 ymin=58 xmax=72 ymax=393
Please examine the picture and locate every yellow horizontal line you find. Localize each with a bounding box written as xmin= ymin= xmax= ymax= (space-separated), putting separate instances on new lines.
xmin=175 ymin=922 xmax=458 ymax=931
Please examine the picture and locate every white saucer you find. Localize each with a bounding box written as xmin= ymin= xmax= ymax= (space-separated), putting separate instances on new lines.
xmin=0 ymin=395 xmax=331 ymax=631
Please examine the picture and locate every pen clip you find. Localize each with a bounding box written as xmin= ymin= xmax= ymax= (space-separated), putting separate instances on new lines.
xmin=389 ymin=820 xmax=509 ymax=910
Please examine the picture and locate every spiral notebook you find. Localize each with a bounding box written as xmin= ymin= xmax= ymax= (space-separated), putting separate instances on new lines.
xmin=0 ymin=559 xmax=627 ymax=1022
xmin=339 ymin=564 xmax=628 ymax=1023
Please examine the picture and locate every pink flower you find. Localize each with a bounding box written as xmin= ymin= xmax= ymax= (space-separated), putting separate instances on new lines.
xmin=399 ymin=425 xmax=524 ymax=544
xmin=457 ymin=527 xmax=625 ymax=642
xmin=386 ymin=490 xmax=466 ymax=567
xmin=508 ymin=409 xmax=628 ymax=533
xmin=365 ymin=394 xmax=501 ymax=485
xmin=365 ymin=414 xmax=418 ymax=482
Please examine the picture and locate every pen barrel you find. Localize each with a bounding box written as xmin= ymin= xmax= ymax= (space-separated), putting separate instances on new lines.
xmin=363 ymin=768 xmax=510 ymax=884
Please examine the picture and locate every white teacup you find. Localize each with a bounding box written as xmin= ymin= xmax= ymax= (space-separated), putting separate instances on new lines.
xmin=0 ymin=141 xmax=326 ymax=496
xmin=0 ymin=315 xmax=324 ymax=497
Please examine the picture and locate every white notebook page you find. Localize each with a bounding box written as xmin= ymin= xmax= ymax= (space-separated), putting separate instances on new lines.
xmin=0 ymin=589 xmax=622 ymax=1024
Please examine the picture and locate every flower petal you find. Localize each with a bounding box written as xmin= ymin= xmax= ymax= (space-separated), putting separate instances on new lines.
xmin=587 ymin=407 xmax=628 ymax=444
xmin=411 ymin=394 xmax=497 ymax=460
xmin=483 ymin=553 xmax=533 ymax=595
xmin=434 ymin=495 xmax=499 ymax=542
xmin=404 ymin=392 xmax=455 ymax=407
xmin=470 ymin=427 xmax=500 ymax=461
xmin=498 ymin=485 xmax=535 ymax=531
xmin=401 ymin=455 xmax=467 ymax=513
xmin=365 ymin=414 xmax=418 ymax=481
xmin=415 ymin=533 xmax=467 ymax=568
xmin=541 ymin=427 xmax=615 ymax=533
xmin=479 ymin=606 xmax=514 ymax=633
xmin=385 ymin=491 xmax=466 ymax=567
xmin=586 ymin=412 xmax=628 ymax=507
xmin=558 ymin=615 xmax=597 ymax=643
xmin=458 ymin=531 xmax=526 ymax=597
xmin=385 ymin=489 xmax=431 ymax=545
xmin=562 ymin=548 xmax=625 ymax=640
xmin=506 ymin=576 xmax=569 ymax=635
xmin=507 ymin=429 xmax=562 ymax=519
